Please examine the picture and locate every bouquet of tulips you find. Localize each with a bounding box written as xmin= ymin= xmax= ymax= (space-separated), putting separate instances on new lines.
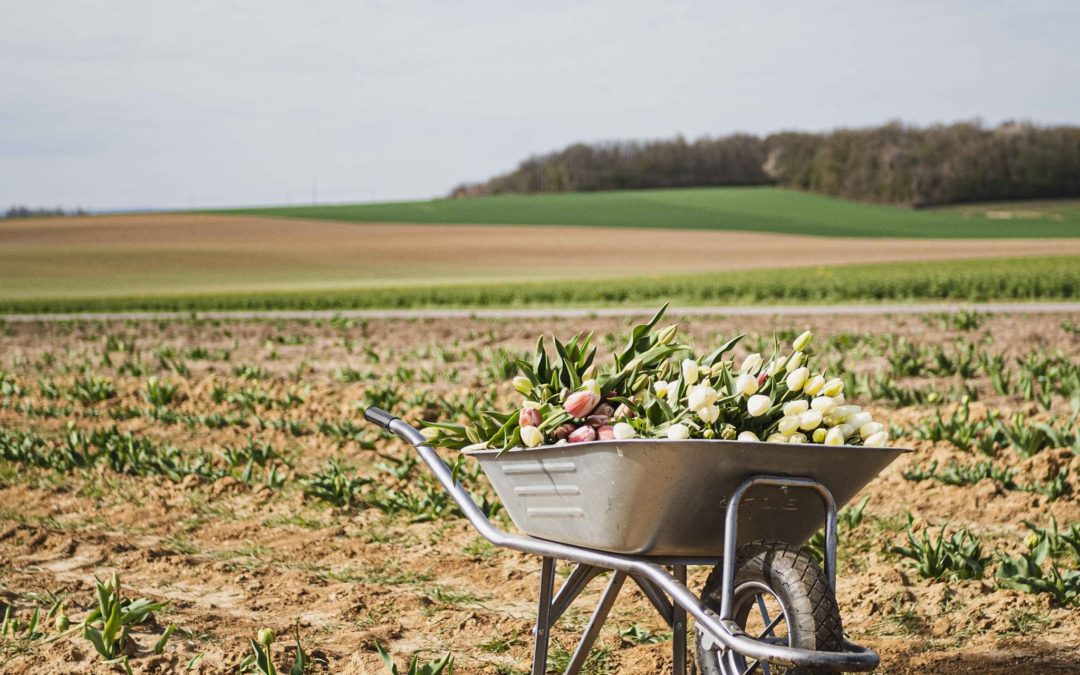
xmin=422 ymin=305 xmax=890 ymax=453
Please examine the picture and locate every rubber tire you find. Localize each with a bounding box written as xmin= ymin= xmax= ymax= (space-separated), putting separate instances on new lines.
xmin=695 ymin=541 xmax=845 ymax=675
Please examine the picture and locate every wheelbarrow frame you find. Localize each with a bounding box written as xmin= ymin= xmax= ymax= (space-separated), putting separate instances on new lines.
xmin=364 ymin=406 xmax=882 ymax=673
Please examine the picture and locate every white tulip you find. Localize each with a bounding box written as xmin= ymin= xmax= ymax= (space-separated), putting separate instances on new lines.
xmin=864 ymin=431 xmax=890 ymax=447
xmin=740 ymin=353 xmax=763 ymax=374
xmin=789 ymin=432 xmax=808 ymax=444
xmin=667 ymin=423 xmax=690 ymax=440
xmin=803 ymin=375 xmax=826 ymax=396
xmin=785 ymin=367 xmax=809 ymax=392
xmin=845 ymin=411 xmax=873 ymax=430
xmin=822 ymin=378 xmax=845 ymax=397
xmin=512 ymin=376 xmax=533 ymax=395
xmin=799 ymin=409 xmax=823 ymax=430
xmin=824 ymin=427 xmax=845 ymax=445
xmin=667 ymin=383 xmax=680 ymax=407
xmin=793 ymin=330 xmax=813 ymax=351
xmin=737 ymin=431 xmax=760 ymax=442
xmin=783 ymin=400 xmax=809 ymax=416
xmin=812 ymin=428 xmax=827 ymax=443
xmin=653 ymin=380 xmax=669 ymax=398
xmin=520 ymin=425 xmax=544 ymax=448
xmin=810 ymin=396 xmax=836 ymax=414
xmin=859 ymin=422 xmax=885 ymax=439
xmin=735 ymin=373 xmax=759 ymax=397
xmin=698 ymin=405 xmax=720 ymax=424
xmin=833 ymin=405 xmax=861 ymax=419
xmin=612 ymin=422 xmax=636 ymax=440
xmin=766 ymin=433 xmax=789 ymax=443
xmin=777 ymin=415 xmax=801 ymax=436
xmin=582 ymin=379 xmax=601 ymax=397
xmin=768 ymin=355 xmax=788 ymax=375
xmin=833 ymin=392 xmax=846 ymax=405
xmin=786 ymin=351 xmax=805 ymax=372
xmin=837 ymin=423 xmax=855 ymax=439
xmin=681 ymin=359 xmax=698 ymax=385
xmin=688 ymin=384 xmax=718 ymax=412
xmin=747 ymin=394 xmax=772 ymax=417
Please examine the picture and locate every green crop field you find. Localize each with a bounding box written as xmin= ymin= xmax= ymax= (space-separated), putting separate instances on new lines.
xmin=1 ymin=256 xmax=1075 ymax=314
xmin=219 ymin=187 xmax=1080 ymax=239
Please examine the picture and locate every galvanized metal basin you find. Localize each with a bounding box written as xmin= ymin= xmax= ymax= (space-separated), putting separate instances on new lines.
xmin=467 ymin=439 xmax=909 ymax=556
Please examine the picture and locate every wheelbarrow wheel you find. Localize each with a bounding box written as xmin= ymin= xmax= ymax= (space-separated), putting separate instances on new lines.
xmin=695 ymin=541 xmax=844 ymax=675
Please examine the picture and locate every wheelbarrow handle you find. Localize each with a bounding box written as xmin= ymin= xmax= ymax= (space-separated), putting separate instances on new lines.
xmin=363 ymin=406 xmax=399 ymax=430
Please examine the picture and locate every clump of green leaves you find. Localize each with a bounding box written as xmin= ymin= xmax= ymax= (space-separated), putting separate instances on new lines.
xmin=997 ymin=518 xmax=1080 ymax=607
xmin=890 ymin=516 xmax=989 ymax=581
xmin=242 ymin=625 xmax=318 ymax=674
xmin=302 ymin=458 xmax=371 ymax=507
xmin=376 ymin=641 xmax=453 ymax=675
xmin=80 ymin=573 xmax=171 ymax=673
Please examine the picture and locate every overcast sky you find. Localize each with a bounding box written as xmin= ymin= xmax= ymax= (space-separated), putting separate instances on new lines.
xmin=2 ymin=1 xmax=1078 ymax=211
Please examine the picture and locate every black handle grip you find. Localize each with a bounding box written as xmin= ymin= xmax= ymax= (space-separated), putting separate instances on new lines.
xmin=364 ymin=406 xmax=399 ymax=430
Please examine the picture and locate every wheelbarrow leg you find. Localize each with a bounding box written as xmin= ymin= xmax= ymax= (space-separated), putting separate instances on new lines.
xmin=532 ymin=556 xmax=557 ymax=675
xmin=564 ymin=571 xmax=626 ymax=675
xmin=672 ymin=565 xmax=687 ymax=675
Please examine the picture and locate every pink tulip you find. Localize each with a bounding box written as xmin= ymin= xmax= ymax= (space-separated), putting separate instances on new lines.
xmin=567 ymin=425 xmax=597 ymax=443
xmin=757 ymin=371 xmax=768 ymax=387
xmin=564 ymin=390 xmax=600 ymax=419
xmin=552 ymin=423 xmax=576 ymax=441
xmin=519 ymin=407 xmax=542 ymax=428
xmin=596 ymin=425 xmax=615 ymax=440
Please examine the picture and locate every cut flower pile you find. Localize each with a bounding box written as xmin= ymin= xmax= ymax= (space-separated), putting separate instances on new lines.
xmin=422 ymin=305 xmax=890 ymax=453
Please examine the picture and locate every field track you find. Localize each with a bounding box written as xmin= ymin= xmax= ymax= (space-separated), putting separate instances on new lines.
xmin=3 ymin=301 xmax=1080 ymax=322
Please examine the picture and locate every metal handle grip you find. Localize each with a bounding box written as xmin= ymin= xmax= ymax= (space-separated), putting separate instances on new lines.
xmin=364 ymin=406 xmax=399 ymax=429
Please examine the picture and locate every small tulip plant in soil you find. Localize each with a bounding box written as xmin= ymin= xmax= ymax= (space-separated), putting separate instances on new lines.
xmin=422 ymin=305 xmax=890 ymax=454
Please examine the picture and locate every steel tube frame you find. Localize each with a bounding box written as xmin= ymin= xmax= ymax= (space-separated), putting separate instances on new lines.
xmin=366 ymin=409 xmax=879 ymax=673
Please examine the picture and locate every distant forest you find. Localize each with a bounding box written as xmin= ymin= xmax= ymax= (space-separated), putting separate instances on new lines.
xmin=451 ymin=121 xmax=1080 ymax=207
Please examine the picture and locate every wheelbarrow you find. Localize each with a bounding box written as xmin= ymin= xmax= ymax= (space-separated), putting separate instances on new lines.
xmin=363 ymin=406 xmax=909 ymax=674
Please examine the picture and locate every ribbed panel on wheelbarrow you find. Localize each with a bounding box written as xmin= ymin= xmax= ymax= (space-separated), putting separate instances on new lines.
xmin=467 ymin=439 xmax=908 ymax=556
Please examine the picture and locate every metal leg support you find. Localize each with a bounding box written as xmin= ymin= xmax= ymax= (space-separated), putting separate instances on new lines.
xmin=564 ymin=571 xmax=627 ymax=675
xmin=550 ymin=564 xmax=605 ymax=625
xmin=629 ymin=573 xmax=676 ymax=627
xmin=533 ymin=556 xmax=557 ymax=675
xmin=672 ymin=565 xmax=687 ymax=675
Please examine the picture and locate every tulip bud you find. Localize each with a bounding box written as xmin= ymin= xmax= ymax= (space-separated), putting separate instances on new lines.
xmin=582 ymin=364 xmax=597 ymax=381
xmin=833 ymin=405 xmax=860 ymax=419
xmin=859 ymin=422 xmax=885 ymax=439
xmin=798 ymin=409 xmax=823 ymax=431
xmin=564 ymin=390 xmax=600 ymax=418
xmin=822 ymin=378 xmax=844 ymax=397
xmin=785 ymin=367 xmax=809 ymax=392
xmin=587 ymin=413 xmax=611 ymax=428
xmin=777 ymin=416 xmax=800 ymax=437
xmin=667 ymin=423 xmax=690 ymax=440
xmin=789 ymin=432 xmax=808 ymax=444
xmin=688 ymin=384 xmax=718 ymax=412
xmin=595 ymin=403 xmax=615 ymax=418
xmin=613 ymin=403 xmax=631 ymax=419
xmin=845 ymin=411 xmax=873 ymax=430
xmin=519 ymin=407 xmax=542 ymax=428
xmin=803 ymin=375 xmax=826 ymax=396
xmin=824 ymin=427 xmax=845 ymax=446
xmin=653 ymin=380 xmax=669 ymax=398
xmin=421 ymin=427 xmax=440 ymax=441
xmin=837 ymin=423 xmax=855 ymax=439
xmin=582 ymin=379 xmax=601 ymax=396
xmin=552 ymin=423 xmax=576 ymax=441
xmin=512 ymin=376 xmax=533 ymax=395
xmin=810 ymin=396 xmax=836 ymax=414
xmin=612 ymin=422 xmax=635 ymax=440
xmin=786 ymin=351 xmax=805 ymax=372
xmin=631 ymin=373 xmax=650 ymax=393
xmin=681 ymin=359 xmax=698 ymax=385
xmin=657 ymin=324 xmax=679 ymax=345
xmin=720 ymin=424 xmax=737 ymax=440
xmin=666 ymin=384 xmax=680 ymax=407
xmin=757 ymin=371 xmax=768 ymax=387
xmin=766 ymin=433 xmax=789 ymax=443
xmin=703 ymin=429 xmax=715 ymax=439
xmin=747 ymin=394 xmax=772 ymax=417
xmin=1025 ymin=532 xmax=1040 ymax=549
xmin=783 ymin=400 xmax=809 ymax=416
xmin=55 ymin=613 xmax=69 ymax=632
xmin=568 ymin=425 xmax=597 ymax=443
xmin=258 ymin=628 xmax=275 ymax=646
xmin=864 ymin=431 xmax=889 ymax=447
xmin=698 ymin=405 xmax=720 ymax=424
xmin=768 ymin=356 xmax=788 ymax=376
xmin=737 ymin=430 xmax=759 ymax=442
xmin=520 ymin=425 xmax=544 ymax=448
xmin=792 ymin=330 xmax=813 ymax=352
xmin=735 ymin=373 xmax=759 ymax=397
xmin=710 ymin=362 xmax=727 ymax=378
xmin=812 ymin=428 xmax=827 ymax=443
xmin=740 ymin=353 xmax=763 ymax=374
xmin=596 ymin=425 xmax=616 ymax=440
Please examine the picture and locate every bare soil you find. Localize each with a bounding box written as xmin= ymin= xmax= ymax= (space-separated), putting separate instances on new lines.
xmin=0 ymin=312 xmax=1078 ymax=673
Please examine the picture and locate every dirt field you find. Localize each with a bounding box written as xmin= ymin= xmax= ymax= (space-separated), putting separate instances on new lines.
xmin=0 ymin=313 xmax=1078 ymax=674
xmin=3 ymin=213 xmax=1080 ymax=299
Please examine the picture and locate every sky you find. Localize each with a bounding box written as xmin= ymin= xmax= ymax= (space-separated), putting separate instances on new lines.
xmin=2 ymin=1 xmax=1078 ymax=211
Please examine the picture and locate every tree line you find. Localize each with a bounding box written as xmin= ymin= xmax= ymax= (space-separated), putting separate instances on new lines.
xmin=5 ymin=205 xmax=86 ymax=219
xmin=451 ymin=121 xmax=1080 ymax=207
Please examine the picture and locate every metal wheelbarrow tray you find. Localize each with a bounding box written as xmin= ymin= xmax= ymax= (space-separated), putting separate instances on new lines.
xmin=364 ymin=406 xmax=910 ymax=675
xmin=468 ymin=438 xmax=906 ymax=556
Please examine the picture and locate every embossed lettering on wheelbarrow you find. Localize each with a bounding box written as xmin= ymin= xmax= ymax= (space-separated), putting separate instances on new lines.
xmin=364 ymin=406 xmax=910 ymax=675
xmin=467 ymin=438 xmax=908 ymax=556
